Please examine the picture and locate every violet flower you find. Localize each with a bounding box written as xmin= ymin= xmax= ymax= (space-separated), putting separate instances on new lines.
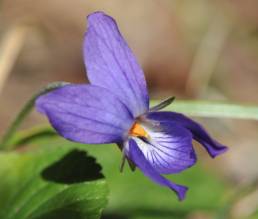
xmin=36 ymin=11 xmax=228 ymax=201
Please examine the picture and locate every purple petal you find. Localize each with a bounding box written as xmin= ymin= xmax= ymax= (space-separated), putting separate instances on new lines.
xmin=131 ymin=122 xmax=196 ymax=174
xmin=36 ymin=84 xmax=134 ymax=144
xmin=84 ymin=11 xmax=149 ymax=117
xmin=147 ymin=111 xmax=228 ymax=158
xmin=127 ymin=138 xmax=188 ymax=201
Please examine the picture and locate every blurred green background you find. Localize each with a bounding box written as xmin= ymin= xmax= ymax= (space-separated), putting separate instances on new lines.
xmin=0 ymin=0 xmax=258 ymax=219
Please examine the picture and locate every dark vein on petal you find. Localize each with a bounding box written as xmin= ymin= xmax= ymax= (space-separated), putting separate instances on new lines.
xmin=153 ymin=149 xmax=188 ymax=168
xmin=151 ymin=150 xmax=169 ymax=169
xmin=60 ymin=124 xmax=120 ymax=139
xmin=149 ymin=141 xmax=193 ymax=162
xmin=52 ymin=110 xmax=124 ymax=131
xmin=156 ymin=141 xmax=192 ymax=154
xmin=90 ymin=27 xmax=132 ymax=103
xmin=92 ymin=26 xmax=141 ymax=112
xmin=150 ymin=150 xmax=155 ymax=166
xmin=44 ymin=100 xmax=129 ymax=126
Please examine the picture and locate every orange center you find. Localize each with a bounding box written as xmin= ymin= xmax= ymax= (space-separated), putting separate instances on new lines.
xmin=129 ymin=122 xmax=149 ymax=138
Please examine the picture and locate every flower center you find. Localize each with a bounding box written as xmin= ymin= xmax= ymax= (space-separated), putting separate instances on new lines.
xmin=129 ymin=122 xmax=149 ymax=138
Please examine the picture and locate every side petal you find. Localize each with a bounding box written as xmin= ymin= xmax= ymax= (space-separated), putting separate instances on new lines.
xmin=133 ymin=123 xmax=196 ymax=174
xmin=127 ymin=138 xmax=188 ymax=201
xmin=36 ymin=84 xmax=134 ymax=144
xmin=147 ymin=112 xmax=228 ymax=158
xmin=84 ymin=11 xmax=149 ymax=117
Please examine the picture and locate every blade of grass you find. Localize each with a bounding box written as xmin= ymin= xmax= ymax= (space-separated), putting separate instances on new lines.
xmin=153 ymin=100 xmax=258 ymax=120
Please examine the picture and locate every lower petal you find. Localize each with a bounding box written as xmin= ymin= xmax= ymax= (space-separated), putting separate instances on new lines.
xmin=147 ymin=112 xmax=228 ymax=158
xmin=127 ymin=138 xmax=188 ymax=201
xmin=131 ymin=123 xmax=196 ymax=174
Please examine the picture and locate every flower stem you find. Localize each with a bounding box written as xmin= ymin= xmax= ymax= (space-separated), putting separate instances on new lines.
xmin=0 ymin=81 xmax=69 ymax=150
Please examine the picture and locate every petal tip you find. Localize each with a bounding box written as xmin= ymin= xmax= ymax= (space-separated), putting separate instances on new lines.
xmin=176 ymin=185 xmax=188 ymax=201
xmin=87 ymin=11 xmax=105 ymax=20
xmin=87 ymin=11 xmax=114 ymax=25
xmin=209 ymin=146 xmax=228 ymax=158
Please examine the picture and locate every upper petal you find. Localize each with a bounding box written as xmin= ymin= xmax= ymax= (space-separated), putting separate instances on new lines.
xmin=36 ymin=84 xmax=134 ymax=144
xmin=147 ymin=111 xmax=228 ymax=158
xmin=130 ymin=122 xmax=196 ymax=174
xmin=84 ymin=11 xmax=149 ymax=117
xmin=126 ymin=138 xmax=188 ymax=201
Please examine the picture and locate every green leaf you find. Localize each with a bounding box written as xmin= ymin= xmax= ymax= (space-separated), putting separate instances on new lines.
xmin=0 ymin=145 xmax=108 ymax=219
xmin=156 ymin=100 xmax=258 ymax=120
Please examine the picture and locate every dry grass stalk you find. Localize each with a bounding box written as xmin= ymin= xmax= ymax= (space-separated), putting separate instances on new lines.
xmin=0 ymin=25 xmax=29 ymax=93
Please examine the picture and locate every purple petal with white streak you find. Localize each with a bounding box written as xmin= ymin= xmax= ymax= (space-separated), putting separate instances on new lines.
xmin=147 ymin=111 xmax=228 ymax=158
xmin=127 ymin=138 xmax=188 ymax=201
xmin=36 ymin=84 xmax=134 ymax=144
xmin=132 ymin=123 xmax=196 ymax=174
xmin=84 ymin=11 xmax=149 ymax=117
